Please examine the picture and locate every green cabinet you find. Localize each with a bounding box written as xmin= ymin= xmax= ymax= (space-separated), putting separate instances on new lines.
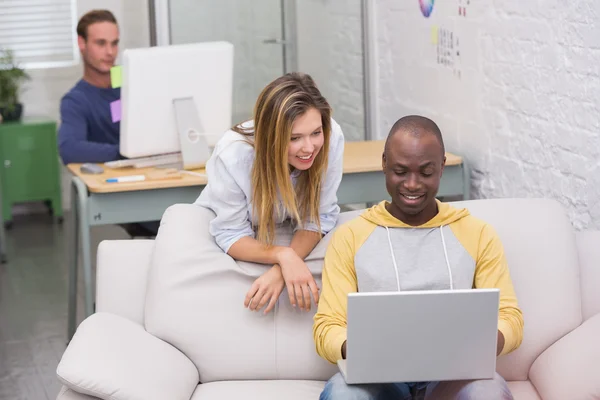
xmin=0 ymin=117 xmax=63 ymax=226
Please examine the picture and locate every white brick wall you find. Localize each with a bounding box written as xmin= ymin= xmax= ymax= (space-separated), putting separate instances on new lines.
xmin=375 ymin=0 xmax=600 ymax=230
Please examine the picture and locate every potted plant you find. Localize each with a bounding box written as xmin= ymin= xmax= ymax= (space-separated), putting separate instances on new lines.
xmin=0 ymin=48 xmax=29 ymax=122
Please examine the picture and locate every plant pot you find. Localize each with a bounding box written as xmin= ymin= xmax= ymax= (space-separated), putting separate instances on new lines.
xmin=0 ymin=103 xmax=23 ymax=122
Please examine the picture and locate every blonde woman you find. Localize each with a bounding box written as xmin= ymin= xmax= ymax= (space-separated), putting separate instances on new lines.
xmin=195 ymin=72 xmax=345 ymax=315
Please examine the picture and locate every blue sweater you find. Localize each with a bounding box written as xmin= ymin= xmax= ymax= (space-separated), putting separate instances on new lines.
xmin=58 ymin=79 xmax=121 ymax=164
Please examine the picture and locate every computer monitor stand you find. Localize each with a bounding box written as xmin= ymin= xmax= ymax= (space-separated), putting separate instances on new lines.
xmin=173 ymin=97 xmax=212 ymax=170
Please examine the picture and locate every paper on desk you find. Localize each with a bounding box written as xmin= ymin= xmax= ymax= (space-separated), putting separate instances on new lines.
xmin=110 ymin=66 xmax=123 ymax=88
xmin=110 ymin=99 xmax=122 ymax=123
xmin=146 ymin=169 xmax=183 ymax=181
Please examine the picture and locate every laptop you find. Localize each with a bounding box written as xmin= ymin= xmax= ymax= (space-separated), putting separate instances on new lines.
xmin=338 ymin=288 xmax=500 ymax=384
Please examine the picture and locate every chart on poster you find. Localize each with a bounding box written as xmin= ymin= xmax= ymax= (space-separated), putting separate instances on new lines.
xmin=395 ymin=0 xmax=483 ymax=152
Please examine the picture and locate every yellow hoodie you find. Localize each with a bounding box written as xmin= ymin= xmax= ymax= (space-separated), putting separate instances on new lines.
xmin=313 ymin=200 xmax=524 ymax=364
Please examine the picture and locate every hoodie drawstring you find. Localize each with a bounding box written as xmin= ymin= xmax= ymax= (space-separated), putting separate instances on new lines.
xmin=385 ymin=226 xmax=454 ymax=291
xmin=385 ymin=226 xmax=402 ymax=291
xmin=439 ymin=225 xmax=454 ymax=290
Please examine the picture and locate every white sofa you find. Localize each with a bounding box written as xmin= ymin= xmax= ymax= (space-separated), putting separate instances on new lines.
xmin=56 ymin=199 xmax=600 ymax=400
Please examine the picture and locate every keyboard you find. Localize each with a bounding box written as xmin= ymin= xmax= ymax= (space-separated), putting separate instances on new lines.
xmin=105 ymin=153 xmax=183 ymax=169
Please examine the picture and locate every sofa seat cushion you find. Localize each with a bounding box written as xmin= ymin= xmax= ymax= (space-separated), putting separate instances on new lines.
xmin=507 ymin=381 xmax=541 ymax=400
xmin=190 ymin=380 xmax=325 ymax=399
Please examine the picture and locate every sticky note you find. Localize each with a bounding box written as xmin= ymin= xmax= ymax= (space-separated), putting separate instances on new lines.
xmin=431 ymin=25 xmax=438 ymax=45
xmin=110 ymin=99 xmax=122 ymax=123
xmin=110 ymin=65 xmax=122 ymax=88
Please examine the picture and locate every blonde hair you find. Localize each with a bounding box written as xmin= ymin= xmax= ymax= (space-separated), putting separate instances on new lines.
xmin=234 ymin=72 xmax=332 ymax=246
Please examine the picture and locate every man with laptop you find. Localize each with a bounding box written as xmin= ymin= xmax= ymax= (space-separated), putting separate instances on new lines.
xmin=313 ymin=115 xmax=524 ymax=399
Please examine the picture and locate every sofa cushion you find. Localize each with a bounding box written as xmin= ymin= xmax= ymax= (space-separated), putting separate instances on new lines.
xmin=190 ymin=380 xmax=325 ymax=400
xmin=57 ymin=313 xmax=198 ymax=400
xmin=506 ymin=381 xmax=541 ymax=400
xmin=529 ymin=313 xmax=600 ymax=400
xmin=451 ymin=198 xmax=582 ymax=381
xmin=576 ymin=231 xmax=600 ymax=320
xmin=56 ymin=386 xmax=100 ymax=400
xmin=144 ymin=204 xmax=362 ymax=383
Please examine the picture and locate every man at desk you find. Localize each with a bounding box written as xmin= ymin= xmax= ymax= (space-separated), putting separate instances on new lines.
xmin=58 ymin=9 xmax=120 ymax=164
xmin=58 ymin=10 xmax=158 ymax=237
xmin=313 ymin=115 xmax=524 ymax=399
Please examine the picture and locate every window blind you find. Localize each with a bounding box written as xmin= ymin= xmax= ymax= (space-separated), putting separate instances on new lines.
xmin=0 ymin=0 xmax=78 ymax=68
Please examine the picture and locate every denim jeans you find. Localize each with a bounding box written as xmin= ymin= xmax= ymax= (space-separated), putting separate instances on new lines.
xmin=320 ymin=372 xmax=513 ymax=400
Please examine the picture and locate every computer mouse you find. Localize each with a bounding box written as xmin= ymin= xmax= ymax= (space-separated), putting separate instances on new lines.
xmin=80 ymin=163 xmax=104 ymax=174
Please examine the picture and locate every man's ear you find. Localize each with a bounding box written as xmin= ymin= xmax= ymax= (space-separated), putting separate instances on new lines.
xmin=381 ymin=152 xmax=386 ymax=171
xmin=77 ymin=36 xmax=86 ymax=53
xmin=440 ymin=156 xmax=446 ymax=175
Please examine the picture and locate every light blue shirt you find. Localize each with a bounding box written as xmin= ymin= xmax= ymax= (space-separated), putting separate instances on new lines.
xmin=195 ymin=118 xmax=345 ymax=253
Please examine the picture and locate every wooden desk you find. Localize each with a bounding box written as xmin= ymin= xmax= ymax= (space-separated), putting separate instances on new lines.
xmin=66 ymin=140 xmax=468 ymax=339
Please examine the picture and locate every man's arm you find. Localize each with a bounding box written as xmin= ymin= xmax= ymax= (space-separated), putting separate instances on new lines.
xmin=475 ymin=224 xmax=524 ymax=356
xmin=313 ymin=225 xmax=358 ymax=364
xmin=497 ymin=330 xmax=505 ymax=356
xmin=58 ymin=95 xmax=120 ymax=164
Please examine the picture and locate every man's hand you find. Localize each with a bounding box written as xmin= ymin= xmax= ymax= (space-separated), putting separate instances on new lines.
xmin=497 ymin=330 xmax=505 ymax=356
xmin=244 ymin=264 xmax=285 ymax=314
xmin=277 ymin=247 xmax=320 ymax=311
xmin=342 ymin=340 xmax=347 ymax=360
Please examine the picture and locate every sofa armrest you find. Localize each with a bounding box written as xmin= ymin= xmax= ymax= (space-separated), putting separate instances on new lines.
xmin=57 ymin=386 xmax=99 ymax=400
xmin=528 ymin=313 xmax=600 ymax=400
xmin=577 ymin=231 xmax=600 ymax=320
xmin=96 ymin=240 xmax=154 ymax=325
xmin=57 ymin=312 xmax=198 ymax=400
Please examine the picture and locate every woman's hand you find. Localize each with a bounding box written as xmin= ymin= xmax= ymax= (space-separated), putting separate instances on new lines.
xmin=245 ymin=264 xmax=285 ymax=314
xmin=277 ymin=247 xmax=320 ymax=311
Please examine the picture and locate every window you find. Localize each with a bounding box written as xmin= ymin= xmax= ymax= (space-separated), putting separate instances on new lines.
xmin=0 ymin=0 xmax=78 ymax=69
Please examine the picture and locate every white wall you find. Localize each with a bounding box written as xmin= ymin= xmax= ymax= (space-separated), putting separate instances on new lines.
xmin=169 ymin=0 xmax=367 ymax=141
xmin=18 ymin=0 xmax=150 ymax=211
xmin=169 ymin=0 xmax=284 ymax=125
xmin=374 ymin=0 xmax=600 ymax=230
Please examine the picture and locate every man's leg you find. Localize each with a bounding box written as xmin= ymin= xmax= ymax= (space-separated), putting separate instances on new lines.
xmin=424 ymin=372 xmax=513 ymax=400
xmin=320 ymin=373 xmax=411 ymax=400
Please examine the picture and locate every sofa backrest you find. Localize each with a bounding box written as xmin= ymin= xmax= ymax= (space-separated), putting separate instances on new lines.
xmin=451 ymin=198 xmax=582 ymax=380
xmin=144 ymin=204 xmax=362 ymax=383
xmin=144 ymin=198 xmax=582 ymax=383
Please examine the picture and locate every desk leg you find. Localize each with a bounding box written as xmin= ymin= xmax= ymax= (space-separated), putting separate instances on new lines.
xmin=73 ymin=178 xmax=94 ymax=318
xmin=0 ymin=176 xmax=6 ymax=263
xmin=67 ymin=179 xmax=79 ymax=341
xmin=462 ymin=160 xmax=470 ymax=200
xmin=0 ymin=216 xmax=6 ymax=263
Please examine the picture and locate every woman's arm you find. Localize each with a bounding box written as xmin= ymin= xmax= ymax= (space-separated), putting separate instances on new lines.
xmin=238 ymin=228 xmax=322 ymax=314
xmin=231 ymin=229 xmax=322 ymax=311
xmin=228 ymin=229 xmax=321 ymax=263
xmin=227 ymin=236 xmax=289 ymax=265
xmin=195 ymin=149 xmax=256 ymax=253
xmin=290 ymin=229 xmax=322 ymax=259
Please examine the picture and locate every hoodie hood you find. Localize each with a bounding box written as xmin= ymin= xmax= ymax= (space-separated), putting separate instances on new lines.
xmin=361 ymin=200 xmax=470 ymax=228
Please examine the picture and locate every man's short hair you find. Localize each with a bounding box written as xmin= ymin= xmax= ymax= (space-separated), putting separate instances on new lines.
xmin=77 ymin=9 xmax=118 ymax=40
xmin=385 ymin=115 xmax=445 ymax=156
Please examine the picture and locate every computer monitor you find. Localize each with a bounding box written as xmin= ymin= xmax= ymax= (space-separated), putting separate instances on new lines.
xmin=119 ymin=41 xmax=234 ymax=169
